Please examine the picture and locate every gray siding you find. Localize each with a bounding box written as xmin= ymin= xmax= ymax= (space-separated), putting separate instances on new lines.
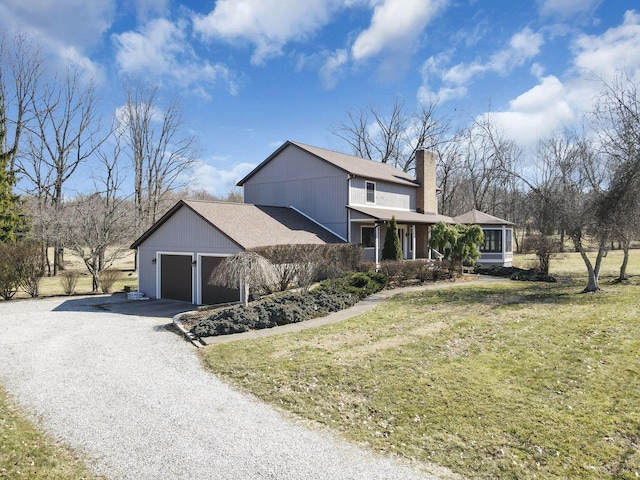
xmin=137 ymin=207 xmax=242 ymax=298
xmin=350 ymin=177 xmax=415 ymax=210
xmin=243 ymin=145 xmax=349 ymax=239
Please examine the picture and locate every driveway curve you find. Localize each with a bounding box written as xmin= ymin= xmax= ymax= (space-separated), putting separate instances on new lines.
xmin=0 ymin=294 xmax=453 ymax=480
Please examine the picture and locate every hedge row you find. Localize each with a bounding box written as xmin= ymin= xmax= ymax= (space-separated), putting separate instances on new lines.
xmin=192 ymin=271 xmax=387 ymax=338
xmin=474 ymin=264 xmax=557 ymax=282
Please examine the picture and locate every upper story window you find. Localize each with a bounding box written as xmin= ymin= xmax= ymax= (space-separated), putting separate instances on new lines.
xmin=366 ymin=181 xmax=375 ymax=204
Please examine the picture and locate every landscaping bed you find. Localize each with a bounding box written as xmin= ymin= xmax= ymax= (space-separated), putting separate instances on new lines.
xmin=187 ymin=271 xmax=388 ymax=338
xmin=474 ymin=264 xmax=557 ymax=282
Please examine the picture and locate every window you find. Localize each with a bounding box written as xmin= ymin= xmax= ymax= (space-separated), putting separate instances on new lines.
xmin=480 ymin=229 xmax=502 ymax=253
xmin=482 ymin=230 xmax=502 ymax=252
xmin=505 ymin=229 xmax=513 ymax=253
xmin=361 ymin=226 xmax=376 ymax=248
xmin=365 ymin=181 xmax=375 ymax=203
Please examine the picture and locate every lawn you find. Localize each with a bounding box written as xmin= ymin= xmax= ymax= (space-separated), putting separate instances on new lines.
xmin=0 ymin=387 xmax=101 ymax=479
xmin=201 ymin=250 xmax=640 ymax=479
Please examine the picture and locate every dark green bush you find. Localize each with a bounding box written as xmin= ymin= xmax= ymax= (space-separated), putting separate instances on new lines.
xmin=192 ymin=271 xmax=386 ymax=338
xmin=474 ymin=264 xmax=556 ymax=282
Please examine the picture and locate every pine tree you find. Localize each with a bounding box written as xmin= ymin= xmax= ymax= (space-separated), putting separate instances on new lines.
xmin=0 ymin=101 xmax=27 ymax=243
xmin=382 ymin=216 xmax=403 ymax=261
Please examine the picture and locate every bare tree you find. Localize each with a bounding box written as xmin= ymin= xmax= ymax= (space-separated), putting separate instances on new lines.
xmin=209 ymin=251 xmax=278 ymax=306
xmin=511 ymin=129 xmax=609 ymax=292
xmin=119 ymin=81 xmax=198 ymax=236
xmin=0 ymin=33 xmax=41 ymax=172
xmin=61 ymin=136 xmax=136 ymax=291
xmin=592 ymin=73 xmax=640 ymax=282
xmin=18 ymin=68 xmax=105 ymax=275
xmin=334 ymin=97 xmax=446 ymax=173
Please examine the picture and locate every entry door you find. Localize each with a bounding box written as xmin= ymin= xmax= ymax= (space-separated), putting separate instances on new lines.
xmin=397 ymin=227 xmax=407 ymax=259
xmin=160 ymin=254 xmax=192 ymax=302
xmin=200 ymin=256 xmax=240 ymax=305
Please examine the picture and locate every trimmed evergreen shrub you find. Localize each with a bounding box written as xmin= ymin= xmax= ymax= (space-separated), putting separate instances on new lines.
xmin=192 ymin=271 xmax=387 ymax=338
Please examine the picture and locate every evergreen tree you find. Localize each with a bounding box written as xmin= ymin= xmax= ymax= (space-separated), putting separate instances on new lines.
xmin=0 ymin=101 xmax=27 ymax=243
xmin=382 ymin=216 xmax=403 ymax=261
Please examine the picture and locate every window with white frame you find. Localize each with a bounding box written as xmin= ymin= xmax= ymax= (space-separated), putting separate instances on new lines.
xmin=365 ymin=181 xmax=375 ymax=203
xmin=361 ymin=226 xmax=376 ymax=248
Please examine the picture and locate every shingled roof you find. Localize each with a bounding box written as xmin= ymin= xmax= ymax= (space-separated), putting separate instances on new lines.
xmin=237 ymin=140 xmax=418 ymax=188
xmin=453 ymin=209 xmax=514 ymax=226
xmin=131 ymin=199 xmax=344 ymax=250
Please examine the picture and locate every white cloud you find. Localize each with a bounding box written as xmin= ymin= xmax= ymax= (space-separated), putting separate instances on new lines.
xmin=188 ymin=160 xmax=256 ymax=197
xmin=538 ymin=0 xmax=601 ymax=19
xmin=0 ymin=0 xmax=114 ymax=83
xmin=193 ymin=0 xmax=342 ymax=65
xmin=489 ymin=76 xmax=574 ymax=147
xmin=571 ymin=10 xmax=640 ymax=83
xmin=113 ymin=18 xmax=238 ymax=98
xmin=351 ymin=0 xmax=448 ymax=61
xmin=320 ymin=49 xmax=349 ymax=89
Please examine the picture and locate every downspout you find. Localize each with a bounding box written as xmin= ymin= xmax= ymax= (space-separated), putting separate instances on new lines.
xmin=347 ymin=174 xmax=352 ymax=242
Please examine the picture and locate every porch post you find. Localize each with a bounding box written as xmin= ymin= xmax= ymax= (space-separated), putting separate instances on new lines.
xmin=374 ymin=223 xmax=380 ymax=268
xmin=427 ymin=225 xmax=432 ymax=260
xmin=411 ymin=225 xmax=416 ymax=260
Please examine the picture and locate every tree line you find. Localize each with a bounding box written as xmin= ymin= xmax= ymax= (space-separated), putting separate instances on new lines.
xmin=334 ymin=77 xmax=640 ymax=292
xmin=2 ymin=32 xmax=639 ymax=295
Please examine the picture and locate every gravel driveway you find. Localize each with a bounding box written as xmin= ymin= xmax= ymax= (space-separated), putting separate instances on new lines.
xmin=0 ymin=294 xmax=449 ymax=480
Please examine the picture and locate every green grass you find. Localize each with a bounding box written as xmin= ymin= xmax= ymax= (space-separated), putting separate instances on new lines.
xmin=201 ymin=251 xmax=640 ymax=479
xmin=0 ymin=387 xmax=100 ymax=479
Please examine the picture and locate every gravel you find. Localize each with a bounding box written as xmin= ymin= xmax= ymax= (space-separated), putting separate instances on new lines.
xmin=0 ymin=294 xmax=451 ymax=480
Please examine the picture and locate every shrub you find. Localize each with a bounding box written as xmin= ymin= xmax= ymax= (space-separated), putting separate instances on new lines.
xmin=474 ymin=264 xmax=556 ymax=282
xmin=0 ymin=242 xmax=43 ymax=300
xmin=60 ymin=271 xmax=80 ymax=295
xmin=379 ymin=260 xmax=418 ymax=286
xmin=192 ymin=271 xmax=386 ymax=338
xmin=99 ymin=269 xmax=121 ymax=293
xmin=382 ymin=216 xmax=402 ymax=261
xmin=16 ymin=241 xmax=44 ymax=298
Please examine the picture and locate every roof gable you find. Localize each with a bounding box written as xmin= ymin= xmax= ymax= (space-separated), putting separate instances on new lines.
xmin=131 ymin=199 xmax=344 ymax=250
xmin=237 ymin=141 xmax=418 ymax=188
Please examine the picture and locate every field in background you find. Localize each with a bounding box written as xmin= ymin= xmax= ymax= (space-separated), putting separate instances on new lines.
xmin=10 ymin=247 xmax=137 ymax=300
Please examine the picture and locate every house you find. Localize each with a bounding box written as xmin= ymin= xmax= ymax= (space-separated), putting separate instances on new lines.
xmin=132 ymin=140 xmax=514 ymax=304
xmin=454 ymin=209 xmax=514 ymax=267
xmin=130 ymin=199 xmax=342 ymax=304
xmin=237 ymin=141 xmax=454 ymax=264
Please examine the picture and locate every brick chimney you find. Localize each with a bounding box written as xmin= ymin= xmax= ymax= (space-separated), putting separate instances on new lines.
xmin=415 ymin=149 xmax=437 ymax=214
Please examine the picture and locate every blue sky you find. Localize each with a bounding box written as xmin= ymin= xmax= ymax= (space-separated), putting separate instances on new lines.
xmin=1 ymin=0 xmax=639 ymax=196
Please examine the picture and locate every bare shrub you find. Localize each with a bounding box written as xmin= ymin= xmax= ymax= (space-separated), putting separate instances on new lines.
xmin=0 ymin=243 xmax=20 ymax=300
xmin=60 ymin=271 xmax=80 ymax=295
xmin=522 ymin=234 xmax=560 ymax=275
xmin=17 ymin=241 xmax=44 ymax=297
xmin=99 ymin=268 xmax=121 ymax=293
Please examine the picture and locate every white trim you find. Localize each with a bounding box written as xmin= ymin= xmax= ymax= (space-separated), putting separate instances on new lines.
xmin=348 ymin=202 xmax=417 ymax=212
xmin=156 ymin=251 xmax=195 ymax=303
xmin=289 ymin=206 xmax=347 ymax=242
xmin=196 ymin=253 xmax=237 ymax=305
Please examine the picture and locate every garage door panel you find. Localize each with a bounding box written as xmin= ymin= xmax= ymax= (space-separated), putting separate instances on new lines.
xmin=160 ymin=254 xmax=192 ymax=302
xmin=201 ymin=256 xmax=240 ymax=305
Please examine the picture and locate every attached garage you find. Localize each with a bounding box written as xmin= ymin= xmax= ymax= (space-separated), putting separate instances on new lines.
xmin=131 ymin=199 xmax=343 ymax=305
xmin=159 ymin=253 xmax=194 ymax=303
xmin=198 ymin=255 xmax=240 ymax=305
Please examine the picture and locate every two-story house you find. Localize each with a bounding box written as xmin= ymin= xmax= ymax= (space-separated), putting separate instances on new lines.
xmin=131 ymin=140 xmax=513 ymax=304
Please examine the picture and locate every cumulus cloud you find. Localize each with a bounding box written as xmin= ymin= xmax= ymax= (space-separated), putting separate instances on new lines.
xmin=351 ymin=0 xmax=448 ymax=61
xmin=571 ymin=10 xmax=640 ymax=82
xmin=193 ymin=0 xmax=341 ymax=65
xmin=419 ymin=27 xmax=544 ymax=104
xmin=490 ymin=76 xmax=574 ymax=146
xmin=0 ymin=0 xmax=114 ymax=82
xmin=113 ymin=18 xmax=239 ymax=98
xmin=187 ymin=160 xmax=256 ymax=197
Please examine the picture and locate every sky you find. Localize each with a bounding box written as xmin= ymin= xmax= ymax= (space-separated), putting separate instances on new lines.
xmin=1 ymin=0 xmax=639 ymax=197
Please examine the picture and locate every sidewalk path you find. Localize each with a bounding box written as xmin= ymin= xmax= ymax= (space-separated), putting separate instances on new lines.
xmin=198 ymin=275 xmax=506 ymax=346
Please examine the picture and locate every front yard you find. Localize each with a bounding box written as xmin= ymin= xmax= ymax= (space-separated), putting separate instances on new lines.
xmin=200 ymin=251 xmax=640 ymax=479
